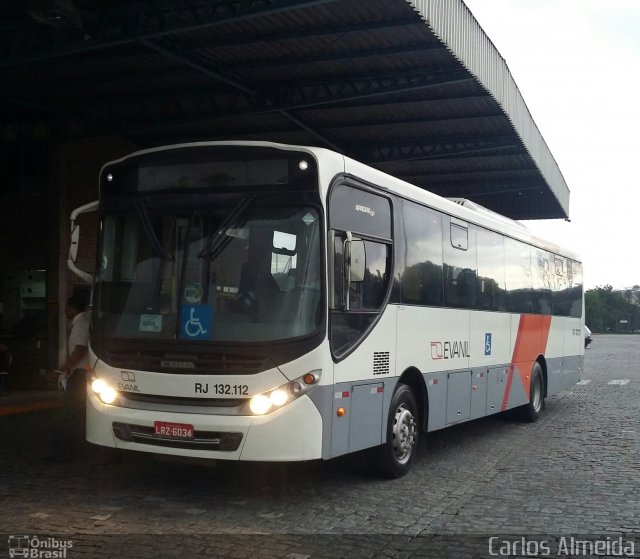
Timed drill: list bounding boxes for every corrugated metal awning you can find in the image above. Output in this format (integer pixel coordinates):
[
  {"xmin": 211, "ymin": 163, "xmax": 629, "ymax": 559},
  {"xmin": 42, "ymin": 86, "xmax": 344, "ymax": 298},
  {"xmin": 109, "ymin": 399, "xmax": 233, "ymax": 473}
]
[{"xmin": 0, "ymin": 0, "xmax": 569, "ymax": 219}]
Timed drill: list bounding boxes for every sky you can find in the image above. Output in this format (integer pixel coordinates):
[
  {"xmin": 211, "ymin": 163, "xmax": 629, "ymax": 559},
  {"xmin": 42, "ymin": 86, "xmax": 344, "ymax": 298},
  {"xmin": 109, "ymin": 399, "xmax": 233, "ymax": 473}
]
[{"xmin": 461, "ymin": 0, "xmax": 640, "ymax": 289}]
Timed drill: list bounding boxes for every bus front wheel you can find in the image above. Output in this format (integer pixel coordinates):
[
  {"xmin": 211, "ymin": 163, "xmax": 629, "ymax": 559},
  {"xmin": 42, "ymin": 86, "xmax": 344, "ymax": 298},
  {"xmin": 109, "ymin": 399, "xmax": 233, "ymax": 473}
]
[{"xmin": 372, "ymin": 383, "xmax": 418, "ymax": 478}]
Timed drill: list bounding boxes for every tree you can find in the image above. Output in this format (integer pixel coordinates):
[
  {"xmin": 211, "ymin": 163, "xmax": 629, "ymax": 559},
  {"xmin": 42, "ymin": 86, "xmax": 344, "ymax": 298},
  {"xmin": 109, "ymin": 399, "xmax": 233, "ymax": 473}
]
[{"xmin": 585, "ymin": 285, "xmax": 638, "ymax": 333}]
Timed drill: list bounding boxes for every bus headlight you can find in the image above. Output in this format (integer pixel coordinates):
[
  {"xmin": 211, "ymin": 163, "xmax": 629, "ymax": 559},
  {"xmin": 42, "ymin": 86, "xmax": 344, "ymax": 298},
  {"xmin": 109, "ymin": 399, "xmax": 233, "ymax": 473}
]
[
  {"xmin": 249, "ymin": 370, "xmax": 321, "ymax": 416},
  {"xmin": 91, "ymin": 378, "xmax": 118, "ymax": 405},
  {"xmin": 249, "ymin": 394, "xmax": 272, "ymax": 415}
]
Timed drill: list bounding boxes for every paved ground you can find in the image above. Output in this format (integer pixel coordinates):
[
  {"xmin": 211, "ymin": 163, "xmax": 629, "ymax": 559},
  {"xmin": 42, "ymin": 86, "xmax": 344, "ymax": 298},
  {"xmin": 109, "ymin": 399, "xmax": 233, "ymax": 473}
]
[
  {"xmin": 0, "ymin": 389, "xmax": 62, "ymax": 416},
  {"xmin": 0, "ymin": 335, "xmax": 638, "ymax": 558}
]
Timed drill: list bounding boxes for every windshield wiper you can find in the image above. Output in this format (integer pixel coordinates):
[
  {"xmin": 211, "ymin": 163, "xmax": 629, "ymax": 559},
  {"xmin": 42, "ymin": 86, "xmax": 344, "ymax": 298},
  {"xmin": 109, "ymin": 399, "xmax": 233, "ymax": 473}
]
[
  {"xmin": 135, "ymin": 199, "xmax": 166, "ymax": 259},
  {"xmin": 134, "ymin": 200, "xmax": 169, "ymax": 313},
  {"xmin": 197, "ymin": 194, "xmax": 256, "ymax": 262}
]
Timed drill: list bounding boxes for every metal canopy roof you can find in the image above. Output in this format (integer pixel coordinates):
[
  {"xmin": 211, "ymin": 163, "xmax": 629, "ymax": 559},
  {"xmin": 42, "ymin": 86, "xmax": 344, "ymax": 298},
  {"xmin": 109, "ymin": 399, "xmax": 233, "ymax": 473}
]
[{"xmin": 0, "ymin": 0, "xmax": 569, "ymax": 219}]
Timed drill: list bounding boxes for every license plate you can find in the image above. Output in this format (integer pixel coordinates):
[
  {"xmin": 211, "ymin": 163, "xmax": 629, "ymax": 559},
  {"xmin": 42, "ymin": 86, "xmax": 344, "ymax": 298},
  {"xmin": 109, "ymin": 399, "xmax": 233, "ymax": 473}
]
[{"xmin": 154, "ymin": 421, "xmax": 194, "ymax": 439}]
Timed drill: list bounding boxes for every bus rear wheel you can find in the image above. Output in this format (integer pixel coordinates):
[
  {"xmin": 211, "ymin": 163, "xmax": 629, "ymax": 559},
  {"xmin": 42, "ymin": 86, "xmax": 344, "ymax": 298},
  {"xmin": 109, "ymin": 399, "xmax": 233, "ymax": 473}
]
[
  {"xmin": 372, "ymin": 383, "xmax": 418, "ymax": 478},
  {"xmin": 516, "ymin": 362, "xmax": 545, "ymax": 422}
]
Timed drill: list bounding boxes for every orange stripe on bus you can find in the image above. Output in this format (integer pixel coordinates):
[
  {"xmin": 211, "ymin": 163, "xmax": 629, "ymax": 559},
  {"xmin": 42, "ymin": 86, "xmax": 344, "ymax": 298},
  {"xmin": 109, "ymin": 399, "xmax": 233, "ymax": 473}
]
[{"xmin": 502, "ymin": 314, "xmax": 552, "ymax": 410}]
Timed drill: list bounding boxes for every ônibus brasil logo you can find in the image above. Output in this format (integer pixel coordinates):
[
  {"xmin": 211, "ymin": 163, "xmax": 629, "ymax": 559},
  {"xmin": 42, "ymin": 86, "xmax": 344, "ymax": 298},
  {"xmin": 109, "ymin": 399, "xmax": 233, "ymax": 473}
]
[{"xmin": 8, "ymin": 535, "xmax": 73, "ymax": 558}]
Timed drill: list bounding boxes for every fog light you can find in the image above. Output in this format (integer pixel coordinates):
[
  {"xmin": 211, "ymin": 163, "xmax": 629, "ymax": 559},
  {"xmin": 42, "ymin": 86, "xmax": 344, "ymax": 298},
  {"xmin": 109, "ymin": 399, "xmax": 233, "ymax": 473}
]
[{"xmin": 249, "ymin": 394, "xmax": 272, "ymax": 415}]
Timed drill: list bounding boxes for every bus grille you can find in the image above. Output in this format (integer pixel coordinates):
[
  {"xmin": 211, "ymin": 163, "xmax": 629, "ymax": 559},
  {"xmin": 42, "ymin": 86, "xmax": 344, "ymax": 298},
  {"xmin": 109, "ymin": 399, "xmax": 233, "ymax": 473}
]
[
  {"xmin": 102, "ymin": 348, "xmax": 269, "ymax": 375},
  {"xmin": 121, "ymin": 392, "xmax": 245, "ymax": 408},
  {"xmin": 112, "ymin": 422, "xmax": 242, "ymax": 451}
]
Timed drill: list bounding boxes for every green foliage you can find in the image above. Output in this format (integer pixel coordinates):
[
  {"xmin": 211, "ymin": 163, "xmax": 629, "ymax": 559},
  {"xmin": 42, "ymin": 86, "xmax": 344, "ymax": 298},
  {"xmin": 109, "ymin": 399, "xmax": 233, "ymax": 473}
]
[{"xmin": 585, "ymin": 285, "xmax": 640, "ymax": 333}]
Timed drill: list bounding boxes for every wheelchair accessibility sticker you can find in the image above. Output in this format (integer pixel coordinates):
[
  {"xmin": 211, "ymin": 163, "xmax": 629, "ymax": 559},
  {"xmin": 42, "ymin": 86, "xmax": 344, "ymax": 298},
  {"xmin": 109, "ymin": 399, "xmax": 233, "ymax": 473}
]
[
  {"xmin": 180, "ymin": 304, "xmax": 213, "ymax": 340},
  {"xmin": 484, "ymin": 333, "xmax": 492, "ymax": 356}
]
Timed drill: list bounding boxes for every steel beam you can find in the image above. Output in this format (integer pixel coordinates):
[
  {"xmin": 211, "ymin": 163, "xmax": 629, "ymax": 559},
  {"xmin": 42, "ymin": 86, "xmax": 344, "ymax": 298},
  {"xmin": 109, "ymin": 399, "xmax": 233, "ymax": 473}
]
[
  {"xmin": 178, "ymin": 17, "xmax": 422, "ymax": 50},
  {"xmin": 138, "ymin": 36, "xmax": 342, "ymax": 151},
  {"xmin": 0, "ymin": 0, "xmax": 340, "ymax": 69},
  {"xmin": 354, "ymin": 136, "xmax": 522, "ymax": 163},
  {"xmin": 230, "ymin": 42, "xmax": 445, "ymax": 72},
  {"xmin": 77, "ymin": 66, "xmax": 473, "ymax": 137}
]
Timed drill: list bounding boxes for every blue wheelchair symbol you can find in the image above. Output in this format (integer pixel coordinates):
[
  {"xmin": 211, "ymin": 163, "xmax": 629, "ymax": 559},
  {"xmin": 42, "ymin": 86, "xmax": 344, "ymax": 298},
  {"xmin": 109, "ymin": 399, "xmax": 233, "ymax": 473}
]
[
  {"xmin": 484, "ymin": 333, "xmax": 492, "ymax": 355},
  {"xmin": 180, "ymin": 305, "xmax": 213, "ymax": 340}
]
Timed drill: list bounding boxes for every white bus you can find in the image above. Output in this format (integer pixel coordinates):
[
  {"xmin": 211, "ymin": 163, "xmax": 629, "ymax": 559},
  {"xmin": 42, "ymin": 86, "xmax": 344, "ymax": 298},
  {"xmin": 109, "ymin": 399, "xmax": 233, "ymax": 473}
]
[{"xmin": 69, "ymin": 141, "xmax": 584, "ymax": 477}]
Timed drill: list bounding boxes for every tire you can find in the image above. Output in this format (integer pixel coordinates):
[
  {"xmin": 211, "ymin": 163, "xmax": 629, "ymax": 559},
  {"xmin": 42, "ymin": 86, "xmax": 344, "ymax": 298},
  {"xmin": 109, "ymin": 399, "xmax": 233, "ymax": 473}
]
[
  {"xmin": 371, "ymin": 383, "xmax": 419, "ymax": 478},
  {"xmin": 516, "ymin": 362, "xmax": 545, "ymax": 422}
]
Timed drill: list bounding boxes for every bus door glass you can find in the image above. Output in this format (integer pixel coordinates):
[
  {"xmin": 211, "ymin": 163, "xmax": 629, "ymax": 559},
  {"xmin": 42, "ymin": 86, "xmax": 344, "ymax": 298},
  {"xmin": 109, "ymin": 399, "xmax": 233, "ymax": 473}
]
[{"xmin": 328, "ymin": 183, "xmax": 392, "ymax": 357}]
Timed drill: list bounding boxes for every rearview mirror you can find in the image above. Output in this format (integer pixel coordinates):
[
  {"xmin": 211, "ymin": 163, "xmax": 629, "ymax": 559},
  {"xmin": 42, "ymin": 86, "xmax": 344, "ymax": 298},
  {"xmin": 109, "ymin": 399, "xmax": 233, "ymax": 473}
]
[
  {"xmin": 344, "ymin": 232, "xmax": 366, "ymax": 311},
  {"xmin": 69, "ymin": 224, "xmax": 80, "ymax": 263},
  {"xmin": 349, "ymin": 239, "xmax": 365, "ymax": 282}
]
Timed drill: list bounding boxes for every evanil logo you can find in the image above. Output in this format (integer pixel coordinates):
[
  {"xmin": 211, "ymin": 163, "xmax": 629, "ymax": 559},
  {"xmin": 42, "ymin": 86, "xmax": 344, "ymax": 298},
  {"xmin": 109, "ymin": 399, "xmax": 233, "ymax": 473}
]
[
  {"xmin": 355, "ymin": 204, "xmax": 375, "ymax": 217},
  {"xmin": 430, "ymin": 340, "xmax": 470, "ymax": 360}
]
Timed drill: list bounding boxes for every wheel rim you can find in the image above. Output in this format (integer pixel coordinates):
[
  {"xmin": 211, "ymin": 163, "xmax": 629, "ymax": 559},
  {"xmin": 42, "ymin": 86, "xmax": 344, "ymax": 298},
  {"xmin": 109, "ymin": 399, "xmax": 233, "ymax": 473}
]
[
  {"xmin": 531, "ymin": 373, "xmax": 542, "ymax": 413},
  {"xmin": 392, "ymin": 403, "xmax": 416, "ymax": 464}
]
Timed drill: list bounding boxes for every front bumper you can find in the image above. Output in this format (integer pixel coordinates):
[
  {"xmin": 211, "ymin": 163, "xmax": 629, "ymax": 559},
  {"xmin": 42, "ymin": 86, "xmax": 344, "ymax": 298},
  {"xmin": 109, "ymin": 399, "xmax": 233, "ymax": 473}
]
[{"xmin": 86, "ymin": 390, "xmax": 323, "ymax": 461}]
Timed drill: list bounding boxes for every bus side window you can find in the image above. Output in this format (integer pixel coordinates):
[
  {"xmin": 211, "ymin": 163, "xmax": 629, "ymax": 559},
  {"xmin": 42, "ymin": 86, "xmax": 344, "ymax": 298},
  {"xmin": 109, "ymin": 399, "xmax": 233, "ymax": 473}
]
[
  {"xmin": 399, "ymin": 200, "xmax": 443, "ymax": 307},
  {"xmin": 443, "ymin": 219, "xmax": 477, "ymax": 309}
]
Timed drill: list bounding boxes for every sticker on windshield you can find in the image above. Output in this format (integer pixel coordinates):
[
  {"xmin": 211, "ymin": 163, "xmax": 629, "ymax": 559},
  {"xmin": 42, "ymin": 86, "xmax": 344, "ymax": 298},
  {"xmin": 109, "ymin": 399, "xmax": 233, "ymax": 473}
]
[
  {"xmin": 184, "ymin": 283, "xmax": 203, "ymax": 304},
  {"xmin": 180, "ymin": 304, "xmax": 213, "ymax": 340},
  {"xmin": 139, "ymin": 314, "xmax": 162, "ymax": 333}
]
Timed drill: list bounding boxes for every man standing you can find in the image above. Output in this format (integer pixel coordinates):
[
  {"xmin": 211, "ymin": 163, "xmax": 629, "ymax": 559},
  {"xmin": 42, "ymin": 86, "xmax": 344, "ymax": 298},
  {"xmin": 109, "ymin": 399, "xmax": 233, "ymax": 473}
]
[
  {"xmin": 52, "ymin": 295, "xmax": 91, "ymax": 461},
  {"xmin": 58, "ymin": 295, "xmax": 91, "ymax": 391}
]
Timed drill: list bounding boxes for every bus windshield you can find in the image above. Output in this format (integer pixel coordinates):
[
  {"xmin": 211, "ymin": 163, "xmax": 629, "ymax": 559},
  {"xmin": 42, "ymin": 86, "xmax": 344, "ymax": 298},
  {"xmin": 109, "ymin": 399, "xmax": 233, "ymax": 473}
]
[{"xmin": 94, "ymin": 197, "xmax": 322, "ymax": 344}]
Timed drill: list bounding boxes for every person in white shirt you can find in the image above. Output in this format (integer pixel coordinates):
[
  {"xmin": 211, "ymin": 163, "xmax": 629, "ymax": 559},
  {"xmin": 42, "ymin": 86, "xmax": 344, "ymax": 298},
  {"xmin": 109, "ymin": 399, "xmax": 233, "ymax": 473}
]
[
  {"xmin": 57, "ymin": 296, "xmax": 91, "ymax": 389},
  {"xmin": 52, "ymin": 295, "xmax": 91, "ymax": 461}
]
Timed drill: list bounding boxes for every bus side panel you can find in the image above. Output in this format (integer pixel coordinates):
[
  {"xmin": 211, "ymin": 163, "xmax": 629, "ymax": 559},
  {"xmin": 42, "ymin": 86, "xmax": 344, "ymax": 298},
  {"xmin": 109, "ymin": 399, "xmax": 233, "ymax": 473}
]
[
  {"xmin": 396, "ymin": 306, "xmax": 471, "ymax": 374},
  {"xmin": 504, "ymin": 313, "xmax": 552, "ymax": 411},
  {"xmin": 545, "ymin": 316, "xmax": 566, "ymax": 395},
  {"xmin": 330, "ymin": 306, "xmax": 398, "ymax": 456},
  {"xmin": 469, "ymin": 310, "xmax": 512, "ymax": 371},
  {"xmin": 563, "ymin": 316, "xmax": 583, "ymax": 390},
  {"xmin": 396, "ymin": 306, "xmax": 470, "ymax": 431}
]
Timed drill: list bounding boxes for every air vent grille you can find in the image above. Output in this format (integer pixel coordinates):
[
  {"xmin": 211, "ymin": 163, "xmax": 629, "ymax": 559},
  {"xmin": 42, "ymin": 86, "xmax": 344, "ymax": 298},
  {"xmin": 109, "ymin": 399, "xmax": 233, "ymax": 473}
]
[{"xmin": 373, "ymin": 352, "xmax": 390, "ymax": 375}]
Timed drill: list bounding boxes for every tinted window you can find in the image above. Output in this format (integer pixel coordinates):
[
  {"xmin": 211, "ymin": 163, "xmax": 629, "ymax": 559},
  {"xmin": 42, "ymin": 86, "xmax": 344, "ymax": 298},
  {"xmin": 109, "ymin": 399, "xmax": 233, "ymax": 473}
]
[
  {"xmin": 532, "ymin": 248, "xmax": 553, "ymax": 314},
  {"xmin": 505, "ymin": 238, "xmax": 532, "ymax": 313},
  {"xmin": 443, "ymin": 219, "xmax": 477, "ymax": 308},
  {"xmin": 400, "ymin": 201, "xmax": 443, "ymax": 306},
  {"xmin": 348, "ymin": 240, "xmax": 390, "ymax": 311},
  {"xmin": 328, "ymin": 184, "xmax": 393, "ymax": 359},
  {"xmin": 476, "ymin": 228, "xmax": 506, "ymax": 311},
  {"xmin": 568, "ymin": 260, "xmax": 583, "ymax": 318},
  {"xmin": 330, "ymin": 312, "xmax": 378, "ymax": 358},
  {"xmin": 553, "ymin": 256, "xmax": 571, "ymax": 316}
]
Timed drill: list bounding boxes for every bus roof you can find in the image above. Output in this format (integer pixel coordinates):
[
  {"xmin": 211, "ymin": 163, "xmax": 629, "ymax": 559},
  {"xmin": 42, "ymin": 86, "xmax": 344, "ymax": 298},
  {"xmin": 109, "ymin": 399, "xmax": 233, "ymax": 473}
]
[{"xmin": 101, "ymin": 140, "xmax": 581, "ymax": 262}]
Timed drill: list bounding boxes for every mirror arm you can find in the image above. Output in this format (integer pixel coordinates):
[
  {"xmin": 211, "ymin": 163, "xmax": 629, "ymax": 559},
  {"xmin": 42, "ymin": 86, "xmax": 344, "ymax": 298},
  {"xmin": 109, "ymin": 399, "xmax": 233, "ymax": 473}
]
[
  {"xmin": 327, "ymin": 230, "xmax": 336, "ymax": 309},
  {"xmin": 344, "ymin": 231, "xmax": 353, "ymax": 311}
]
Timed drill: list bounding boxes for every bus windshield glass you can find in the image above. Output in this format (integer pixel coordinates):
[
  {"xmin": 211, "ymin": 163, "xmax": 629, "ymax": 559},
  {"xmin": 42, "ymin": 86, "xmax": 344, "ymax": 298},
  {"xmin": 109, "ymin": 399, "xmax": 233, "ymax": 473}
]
[{"xmin": 94, "ymin": 197, "xmax": 322, "ymax": 344}]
